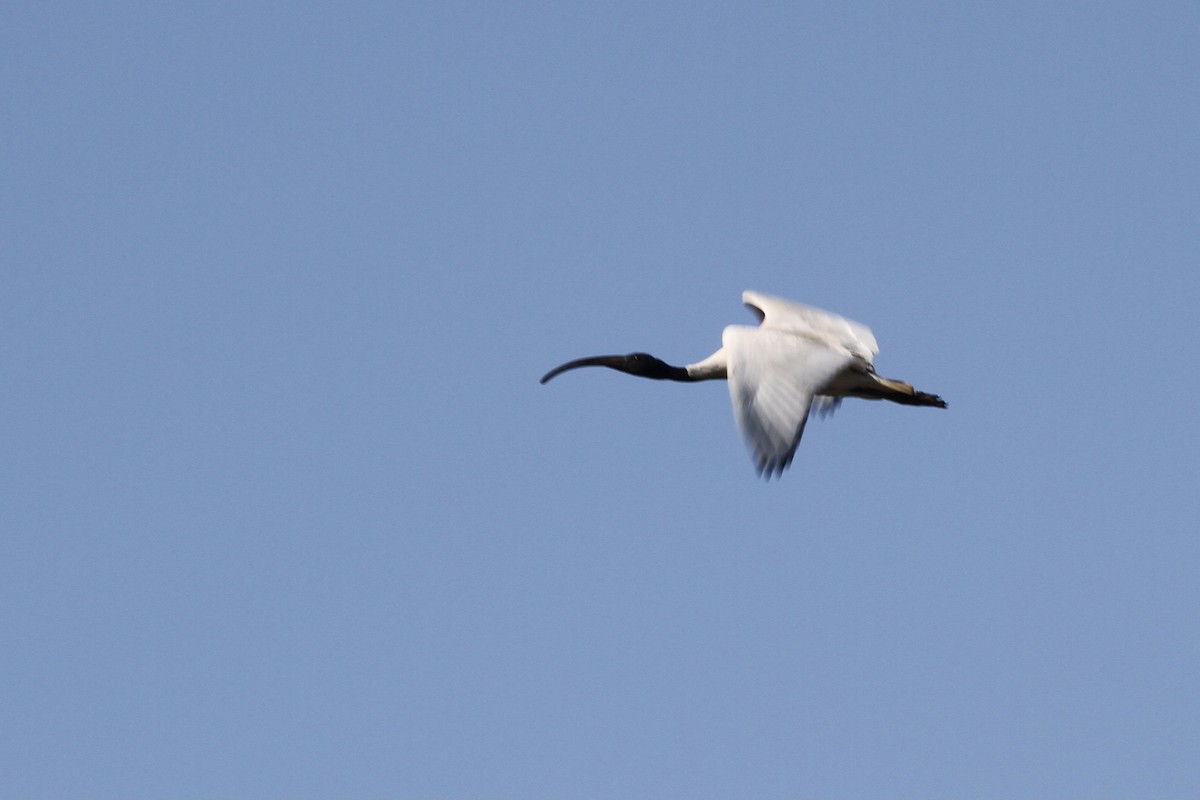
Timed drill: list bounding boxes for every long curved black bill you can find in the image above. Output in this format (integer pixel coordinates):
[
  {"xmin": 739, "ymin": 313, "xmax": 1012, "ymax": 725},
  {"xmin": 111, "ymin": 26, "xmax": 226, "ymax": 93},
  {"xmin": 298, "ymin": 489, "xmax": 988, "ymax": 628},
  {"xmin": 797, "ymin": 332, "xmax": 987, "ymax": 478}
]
[{"xmin": 540, "ymin": 355, "xmax": 626, "ymax": 384}]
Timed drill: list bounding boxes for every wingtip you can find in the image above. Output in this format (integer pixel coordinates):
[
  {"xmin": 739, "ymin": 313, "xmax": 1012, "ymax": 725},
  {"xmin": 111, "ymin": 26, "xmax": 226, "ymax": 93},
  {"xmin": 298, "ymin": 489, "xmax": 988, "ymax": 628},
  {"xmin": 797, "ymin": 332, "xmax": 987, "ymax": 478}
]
[{"xmin": 753, "ymin": 454, "xmax": 792, "ymax": 481}]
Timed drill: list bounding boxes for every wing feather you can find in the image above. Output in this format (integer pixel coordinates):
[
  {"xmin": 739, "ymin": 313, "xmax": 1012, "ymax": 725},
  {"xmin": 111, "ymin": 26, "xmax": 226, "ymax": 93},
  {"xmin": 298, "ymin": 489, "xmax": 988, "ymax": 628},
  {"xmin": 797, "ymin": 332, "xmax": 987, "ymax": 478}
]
[
  {"xmin": 742, "ymin": 290, "xmax": 878, "ymax": 366},
  {"xmin": 723, "ymin": 325, "xmax": 856, "ymax": 478}
]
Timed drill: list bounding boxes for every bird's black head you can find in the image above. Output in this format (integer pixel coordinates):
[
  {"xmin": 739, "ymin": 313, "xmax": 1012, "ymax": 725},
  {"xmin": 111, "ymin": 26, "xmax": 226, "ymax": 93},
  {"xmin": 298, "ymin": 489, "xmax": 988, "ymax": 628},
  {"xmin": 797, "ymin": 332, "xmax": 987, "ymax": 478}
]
[
  {"xmin": 540, "ymin": 352, "xmax": 688, "ymax": 383},
  {"xmin": 620, "ymin": 352, "xmax": 677, "ymax": 378}
]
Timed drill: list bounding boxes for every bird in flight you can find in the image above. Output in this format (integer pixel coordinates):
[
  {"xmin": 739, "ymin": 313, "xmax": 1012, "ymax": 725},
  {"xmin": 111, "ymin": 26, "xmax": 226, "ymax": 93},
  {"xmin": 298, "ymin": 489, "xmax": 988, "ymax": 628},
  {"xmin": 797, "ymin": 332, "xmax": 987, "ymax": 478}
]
[{"xmin": 541, "ymin": 290, "xmax": 946, "ymax": 478}]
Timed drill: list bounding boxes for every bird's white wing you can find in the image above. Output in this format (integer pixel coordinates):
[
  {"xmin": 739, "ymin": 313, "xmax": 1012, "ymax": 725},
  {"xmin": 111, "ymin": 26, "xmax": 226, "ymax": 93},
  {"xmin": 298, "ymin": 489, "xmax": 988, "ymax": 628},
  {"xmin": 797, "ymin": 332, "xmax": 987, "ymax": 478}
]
[
  {"xmin": 742, "ymin": 290, "xmax": 878, "ymax": 366},
  {"xmin": 723, "ymin": 324, "xmax": 856, "ymax": 478}
]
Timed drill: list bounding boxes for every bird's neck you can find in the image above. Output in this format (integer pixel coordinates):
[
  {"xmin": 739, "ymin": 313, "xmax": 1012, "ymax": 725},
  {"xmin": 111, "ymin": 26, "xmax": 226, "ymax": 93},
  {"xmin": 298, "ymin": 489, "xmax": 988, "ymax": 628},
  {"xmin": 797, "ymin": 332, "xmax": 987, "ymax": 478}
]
[
  {"xmin": 661, "ymin": 364, "xmax": 700, "ymax": 381},
  {"xmin": 682, "ymin": 348, "xmax": 728, "ymax": 381}
]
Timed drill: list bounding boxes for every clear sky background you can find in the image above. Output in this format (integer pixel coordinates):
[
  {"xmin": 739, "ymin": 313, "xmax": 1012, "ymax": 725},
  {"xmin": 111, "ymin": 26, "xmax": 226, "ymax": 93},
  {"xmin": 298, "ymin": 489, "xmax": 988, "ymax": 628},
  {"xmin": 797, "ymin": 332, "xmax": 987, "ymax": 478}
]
[{"xmin": 3, "ymin": 2, "xmax": 1197, "ymax": 798}]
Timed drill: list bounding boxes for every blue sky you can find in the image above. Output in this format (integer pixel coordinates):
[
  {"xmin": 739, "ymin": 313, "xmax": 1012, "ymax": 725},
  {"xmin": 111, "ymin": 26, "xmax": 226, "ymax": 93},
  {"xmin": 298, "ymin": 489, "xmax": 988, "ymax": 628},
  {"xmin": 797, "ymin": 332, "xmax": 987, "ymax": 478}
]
[{"xmin": 3, "ymin": 2, "xmax": 1197, "ymax": 797}]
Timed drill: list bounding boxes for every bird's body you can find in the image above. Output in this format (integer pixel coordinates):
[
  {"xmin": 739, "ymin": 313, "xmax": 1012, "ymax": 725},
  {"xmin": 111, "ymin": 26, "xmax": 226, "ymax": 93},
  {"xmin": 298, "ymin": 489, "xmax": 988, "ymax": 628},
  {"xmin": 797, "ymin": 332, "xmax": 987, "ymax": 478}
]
[{"xmin": 541, "ymin": 291, "xmax": 946, "ymax": 478}]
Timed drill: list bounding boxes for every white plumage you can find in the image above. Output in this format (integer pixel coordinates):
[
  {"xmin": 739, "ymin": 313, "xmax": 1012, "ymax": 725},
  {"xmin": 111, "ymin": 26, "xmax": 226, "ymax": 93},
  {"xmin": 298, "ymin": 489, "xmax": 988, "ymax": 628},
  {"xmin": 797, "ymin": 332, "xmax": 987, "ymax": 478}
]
[
  {"xmin": 541, "ymin": 290, "xmax": 945, "ymax": 479},
  {"xmin": 724, "ymin": 292, "xmax": 883, "ymax": 476}
]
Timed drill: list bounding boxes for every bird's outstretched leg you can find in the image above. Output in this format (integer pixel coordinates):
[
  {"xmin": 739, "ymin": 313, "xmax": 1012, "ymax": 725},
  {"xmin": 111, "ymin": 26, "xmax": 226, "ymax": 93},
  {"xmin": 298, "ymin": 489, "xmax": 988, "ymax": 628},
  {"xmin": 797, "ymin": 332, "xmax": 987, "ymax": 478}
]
[{"xmin": 870, "ymin": 376, "xmax": 947, "ymax": 408}]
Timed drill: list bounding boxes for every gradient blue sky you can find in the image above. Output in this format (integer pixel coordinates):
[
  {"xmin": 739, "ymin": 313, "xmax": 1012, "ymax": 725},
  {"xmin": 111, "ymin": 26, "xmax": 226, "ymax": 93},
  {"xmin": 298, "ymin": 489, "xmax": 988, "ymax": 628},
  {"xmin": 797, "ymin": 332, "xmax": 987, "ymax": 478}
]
[{"xmin": 4, "ymin": 2, "xmax": 1198, "ymax": 797}]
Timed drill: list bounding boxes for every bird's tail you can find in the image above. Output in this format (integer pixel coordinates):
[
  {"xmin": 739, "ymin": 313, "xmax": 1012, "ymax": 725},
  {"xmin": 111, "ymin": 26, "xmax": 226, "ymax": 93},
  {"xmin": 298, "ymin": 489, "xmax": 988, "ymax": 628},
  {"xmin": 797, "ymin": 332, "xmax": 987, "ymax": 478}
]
[{"xmin": 869, "ymin": 375, "xmax": 947, "ymax": 408}]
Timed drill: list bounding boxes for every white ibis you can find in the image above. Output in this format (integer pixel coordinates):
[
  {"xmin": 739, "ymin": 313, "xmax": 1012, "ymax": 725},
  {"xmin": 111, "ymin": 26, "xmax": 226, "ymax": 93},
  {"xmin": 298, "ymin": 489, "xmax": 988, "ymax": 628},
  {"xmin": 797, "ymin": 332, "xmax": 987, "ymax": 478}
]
[{"xmin": 541, "ymin": 290, "xmax": 946, "ymax": 478}]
